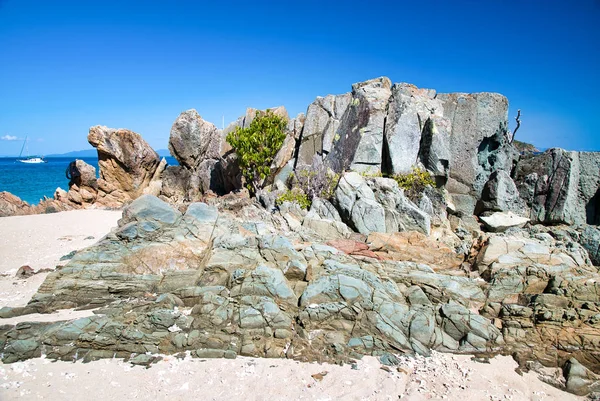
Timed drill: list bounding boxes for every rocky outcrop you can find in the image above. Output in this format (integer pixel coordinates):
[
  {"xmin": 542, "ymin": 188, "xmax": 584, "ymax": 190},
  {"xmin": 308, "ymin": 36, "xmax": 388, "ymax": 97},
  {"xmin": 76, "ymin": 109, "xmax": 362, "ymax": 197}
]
[
  {"xmin": 326, "ymin": 77, "xmax": 392, "ymax": 174},
  {"xmin": 514, "ymin": 149, "xmax": 600, "ymax": 225},
  {"xmin": 64, "ymin": 159, "xmax": 99, "ymax": 206},
  {"xmin": 384, "ymin": 84, "xmax": 451, "ymax": 183},
  {"xmin": 297, "ymin": 94, "xmax": 352, "ymax": 167},
  {"xmin": 88, "ymin": 125, "xmax": 165, "ymax": 208},
  {"xmin": 167, "ymin": 109, "xmax": 225, "ymax": 199},
  {"xmin": 2, "ymin": 195, "xmax": 600, "ymax": 394},
  {"xmin": 0, "ymin": 195, "xmax": 499, "ymax": 365}
]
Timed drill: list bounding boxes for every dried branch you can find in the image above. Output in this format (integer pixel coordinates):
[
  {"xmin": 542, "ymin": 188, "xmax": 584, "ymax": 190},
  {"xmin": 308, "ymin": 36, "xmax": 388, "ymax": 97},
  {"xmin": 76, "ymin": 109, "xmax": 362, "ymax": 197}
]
[{"xmin": 511, "ymin": 109, "xmax": 521, "ymax": 143}]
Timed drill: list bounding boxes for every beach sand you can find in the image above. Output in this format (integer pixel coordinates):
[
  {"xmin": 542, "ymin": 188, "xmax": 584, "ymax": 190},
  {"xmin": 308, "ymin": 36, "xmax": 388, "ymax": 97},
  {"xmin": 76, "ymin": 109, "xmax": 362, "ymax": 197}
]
[{"xmin": 0, "ymin": 210, "xmax": 582, "ymax": 400}]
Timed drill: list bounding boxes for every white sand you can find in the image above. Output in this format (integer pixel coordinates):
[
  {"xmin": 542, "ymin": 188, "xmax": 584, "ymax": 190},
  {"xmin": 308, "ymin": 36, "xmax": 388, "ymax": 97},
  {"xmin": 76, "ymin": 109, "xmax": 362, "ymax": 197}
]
[
  {"xmin": 0, "ymin": 209, "xmax": 121, "ymax": 307},
  {"xmin": 0, "ymin": 210, "xmax": 583, "ymax": 400}
]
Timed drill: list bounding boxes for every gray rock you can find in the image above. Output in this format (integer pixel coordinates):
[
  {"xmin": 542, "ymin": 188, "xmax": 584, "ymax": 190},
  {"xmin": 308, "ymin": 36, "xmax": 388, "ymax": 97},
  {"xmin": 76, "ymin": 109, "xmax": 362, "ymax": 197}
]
[
  {"xmin": 437, "ymin": 92, "xmax": 517, "ymax": 215},
  {"xmin": 384, "ymin": 83, "xmax": 451, "ymax": 181},
  {"xmin": 368, "ymin": 177, "xmax": 431, "ymax": 235},
  {"xmin": 326, "ymin": 77, "xmax": 392, "ymax": 174},
  {"xmin": 297, "ymin": 94, "xmax": 351, "ymax": 166},
  {"xmin": 120, "ymin": 195, "xmax": 181, "ymax": 227},
  {"xmin": 514, "ymin": 149, "xmax": 600, "ymax": 225},
  {"xmin": 168, "ymin": 109, "xmax": 222, "ymax": 170},
  {"xmin": 310, "ymin": 198, "xmax": 342, "ymax": 221},
  {"xmin": 333, "ymin": 172, "xmax": 385, "ymax": 234},
  {"xmin": 477, "ymin": 170, "xmax": 526, "ymax": 215},
  {"xmin": 480, "ymin": 212, "xmax": 529, "ymax": 232},
  {"xmin": 579, "ymin": 225, "xmax": 600, "ymax": 266},
  {"xmin": 564, "ymin": 357, "xmax": 600, "ymax": 396}
]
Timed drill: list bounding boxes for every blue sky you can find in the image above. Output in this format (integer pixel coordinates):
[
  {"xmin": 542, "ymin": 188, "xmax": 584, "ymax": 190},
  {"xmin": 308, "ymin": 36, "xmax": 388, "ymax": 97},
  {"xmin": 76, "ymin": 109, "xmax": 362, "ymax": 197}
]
[{"xmin": 0, "ymin": 0, "xmax": 599, "ymax": 155}]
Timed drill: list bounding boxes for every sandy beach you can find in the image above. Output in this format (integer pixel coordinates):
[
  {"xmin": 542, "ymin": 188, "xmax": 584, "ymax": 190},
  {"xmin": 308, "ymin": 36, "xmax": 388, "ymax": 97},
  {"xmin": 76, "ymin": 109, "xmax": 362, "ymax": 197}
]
[{"xmin": 0, "ymin": 210, "xmax": 583, "ymax": 400}]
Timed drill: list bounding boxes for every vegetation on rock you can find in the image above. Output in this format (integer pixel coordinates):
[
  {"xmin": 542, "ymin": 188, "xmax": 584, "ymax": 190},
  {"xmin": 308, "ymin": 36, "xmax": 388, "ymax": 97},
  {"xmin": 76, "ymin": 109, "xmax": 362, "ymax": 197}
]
[
  {"xmin": 226, "ymin": 110, "xmax": 287, "ymax": 194},
  {"xmin": 293, "ymin": 158, "xmax": 339, "ymax": 201},
  {"xmin": 392, "ymin": 167, "xmax": 435, "ymax": 201},
  {"xmin": 275, "ymin": 189, "xmax": 311, "ymax": 210}
]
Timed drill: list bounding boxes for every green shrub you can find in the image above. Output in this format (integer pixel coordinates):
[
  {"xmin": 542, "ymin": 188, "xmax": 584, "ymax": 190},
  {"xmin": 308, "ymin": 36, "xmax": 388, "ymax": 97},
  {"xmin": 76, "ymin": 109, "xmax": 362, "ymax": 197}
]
[
  {"xmin": 226, "ymin": 110, "xmax": 287, "ymax": 194},
  {"xmin": 275, "ymin": 189, "xmax": 311, "ymax": 210},
  {"xmin": 392, "ymin": 167, "xmax": 435, "ymax": 200}
]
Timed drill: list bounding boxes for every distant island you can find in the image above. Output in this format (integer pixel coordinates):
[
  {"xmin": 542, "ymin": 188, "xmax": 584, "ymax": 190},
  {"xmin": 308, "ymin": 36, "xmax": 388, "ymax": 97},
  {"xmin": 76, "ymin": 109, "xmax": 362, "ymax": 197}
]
[{"xmin": 45, "ymin": 148, "xmax": 172, "ymax": 158}]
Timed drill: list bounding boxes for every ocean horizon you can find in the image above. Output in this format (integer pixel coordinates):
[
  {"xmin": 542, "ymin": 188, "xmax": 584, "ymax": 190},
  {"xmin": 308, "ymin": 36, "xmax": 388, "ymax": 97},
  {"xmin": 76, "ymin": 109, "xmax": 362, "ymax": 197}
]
[{"xmin": 0, "ymin": 156, "xmax": 178, "ymax": 205}]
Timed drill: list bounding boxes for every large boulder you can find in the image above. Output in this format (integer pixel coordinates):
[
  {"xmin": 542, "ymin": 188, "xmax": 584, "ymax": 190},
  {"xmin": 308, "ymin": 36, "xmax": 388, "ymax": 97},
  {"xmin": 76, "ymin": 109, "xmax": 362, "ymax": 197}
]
[
  {"xmin": 477, "ymin": 170, "xmax": 526, "ymax": 216},
  {"xmin": 333, "ymin": 172, "xmax": 386, "ymax": 234},
  {"xmin": 326, "ymin": 77, "xmax": 392, "ymax": 174},
  {"xmin": 368, "ymin": 177, "xmax": 431, "ymax": 235},
  {"xmin": 332, "ymin": 173, "xmax": 431, "ymax": 235},
  {"xmin": 168, "ymin": 109, "xmax": 222, "ymax": 170},
  {"xmin": 88, "ymin": 125, "xmax": 163, "ymax": 207}
]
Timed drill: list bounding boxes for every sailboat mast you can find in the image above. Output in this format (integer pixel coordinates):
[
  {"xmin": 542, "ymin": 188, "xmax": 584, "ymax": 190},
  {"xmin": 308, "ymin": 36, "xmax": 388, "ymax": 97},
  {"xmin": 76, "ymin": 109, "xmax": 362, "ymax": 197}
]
[{"xmin": 18, "ymin": 136, "xmax": 27, "ymax": 158}]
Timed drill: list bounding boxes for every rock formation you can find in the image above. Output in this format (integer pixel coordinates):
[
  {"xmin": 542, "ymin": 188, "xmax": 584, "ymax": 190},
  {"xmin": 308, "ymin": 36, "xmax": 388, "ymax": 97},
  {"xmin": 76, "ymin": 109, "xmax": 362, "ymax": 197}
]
[
  {"xmin": 2, "ymin": 76, "xmax": 600, "ymax": 395},
  {"xmin": 1, "ymin": 195, "xmax": 600, "ymax": 395},
  {"xmin": 88, "ymin": 125, "xmax": 165, "ymax": 207}
]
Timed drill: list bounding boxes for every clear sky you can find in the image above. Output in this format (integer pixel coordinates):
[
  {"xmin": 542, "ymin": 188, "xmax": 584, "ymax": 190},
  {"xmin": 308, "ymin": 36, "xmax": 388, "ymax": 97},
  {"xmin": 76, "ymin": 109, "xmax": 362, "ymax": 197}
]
[{"xmin": 0, "ymin": 0, "xmax": 599, "ymax": 155}]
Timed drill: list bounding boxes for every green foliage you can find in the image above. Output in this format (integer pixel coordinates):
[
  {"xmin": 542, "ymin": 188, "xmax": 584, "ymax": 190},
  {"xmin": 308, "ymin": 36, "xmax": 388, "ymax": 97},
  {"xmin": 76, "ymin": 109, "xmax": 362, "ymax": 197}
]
[
  {"xmin": 275, "ymin": 189, "xmax": 311, "ymax": 210},
  {"xmin": 392, "ymin": 167, "xmax": 435, "ymax": 200},
  {"xmin": 226, "ymin": 110, "xmax": 287, "ymax": 194}
]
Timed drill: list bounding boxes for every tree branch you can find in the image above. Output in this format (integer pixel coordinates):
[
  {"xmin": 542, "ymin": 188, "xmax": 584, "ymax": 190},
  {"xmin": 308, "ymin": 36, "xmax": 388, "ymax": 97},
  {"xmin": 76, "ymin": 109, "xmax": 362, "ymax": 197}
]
[{"xmin": 511, "ymin": 109, "xmax": 521, "ymax": 143}]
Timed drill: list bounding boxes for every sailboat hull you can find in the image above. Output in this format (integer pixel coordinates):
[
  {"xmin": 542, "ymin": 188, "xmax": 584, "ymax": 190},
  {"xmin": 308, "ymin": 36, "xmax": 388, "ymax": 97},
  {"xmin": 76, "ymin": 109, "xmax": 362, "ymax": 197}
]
[{"xmin": 17, "ymin": 157, "xmax": 46, "ymax": 164}]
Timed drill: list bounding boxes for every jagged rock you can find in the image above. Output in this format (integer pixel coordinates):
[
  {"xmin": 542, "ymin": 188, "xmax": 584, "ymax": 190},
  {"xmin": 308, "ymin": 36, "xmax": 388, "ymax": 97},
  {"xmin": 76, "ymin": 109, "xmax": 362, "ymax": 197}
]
[
  {"xmin": 332, "ymin": 173, "xmax": 431, "ymax": 236},
  {"xmin": 480, "ymin": 212, "xmax": 529, "ymax": 232},
  {"xmin": 326, "ymin": 77, "xmax": 392, "ymax": 174},
  {"xmin": 297, "ymin": 94, "xmax": 352, "ymax": 166},
  {"xmin": 159, "ymin": 166, "xmax": 192, "ymax": 203},
  {"xmin": 438, "ymin": 92, "xmax": 518, "ymax": 215},
  {"xmin": 0, "ymin": 191, "xmax": 31, "ymax": 217},
  {"xmin": 310, "ymin": 198, "xmax": 342, "ymax": 221},
  {"xmin": 88, "ymin": 125, "xmax": 162, "ymax": 207},
  {"xmin": 166, "ymin": 110, "xmax": 232, "ymax": 197},
  {"xmin": 384, "ymin": 83, "xmax": 451, "ymax": 182},
  {"xmin": 368, "ymin": 177, "xmax": 431, "ymax": 235},
  {"xmin": 64, "ymin": 159, "xmax": 99, "ymax": 205},
  {"xmin": 514, "ymin": 149, "xmax": 600, "ymax": 225}
]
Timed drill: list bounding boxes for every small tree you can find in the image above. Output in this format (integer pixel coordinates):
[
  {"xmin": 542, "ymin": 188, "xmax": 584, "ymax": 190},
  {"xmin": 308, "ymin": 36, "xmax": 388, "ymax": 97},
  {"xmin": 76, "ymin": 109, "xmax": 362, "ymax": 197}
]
[{"xmin": 226, "ymin": 110, "xmax": 287, "ymax": 195}]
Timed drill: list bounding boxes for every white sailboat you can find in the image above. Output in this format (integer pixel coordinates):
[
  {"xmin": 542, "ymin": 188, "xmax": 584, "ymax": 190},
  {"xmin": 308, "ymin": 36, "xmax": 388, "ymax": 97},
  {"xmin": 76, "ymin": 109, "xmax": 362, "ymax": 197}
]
[{"xmin": 17, "ymin": 136, "xmax": 46, "ymax": 164}]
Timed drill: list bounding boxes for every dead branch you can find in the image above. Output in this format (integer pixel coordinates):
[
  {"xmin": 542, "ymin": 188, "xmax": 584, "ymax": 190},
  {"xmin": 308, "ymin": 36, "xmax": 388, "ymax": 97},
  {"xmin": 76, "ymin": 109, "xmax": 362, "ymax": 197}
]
[{"xmin": 511, "ymin": 109, "xmax": 521, "ymax": 143}]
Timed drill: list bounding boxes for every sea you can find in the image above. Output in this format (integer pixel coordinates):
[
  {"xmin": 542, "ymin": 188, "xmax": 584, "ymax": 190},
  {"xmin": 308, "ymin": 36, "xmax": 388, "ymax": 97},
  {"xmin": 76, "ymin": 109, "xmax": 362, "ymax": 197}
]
[{"xmin": 0, "ymin": 156, "xmax": 178, "ymax": 205}]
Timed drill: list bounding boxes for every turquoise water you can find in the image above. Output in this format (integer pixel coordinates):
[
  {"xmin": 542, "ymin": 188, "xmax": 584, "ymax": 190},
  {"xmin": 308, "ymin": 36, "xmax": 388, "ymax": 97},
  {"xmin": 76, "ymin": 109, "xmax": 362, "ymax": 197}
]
[{"xmin": 0, "ymin": 156, "xmax": 177, "ymax": 205}]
